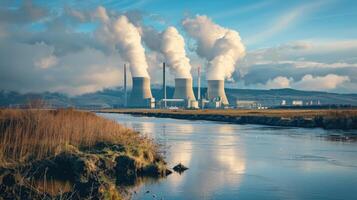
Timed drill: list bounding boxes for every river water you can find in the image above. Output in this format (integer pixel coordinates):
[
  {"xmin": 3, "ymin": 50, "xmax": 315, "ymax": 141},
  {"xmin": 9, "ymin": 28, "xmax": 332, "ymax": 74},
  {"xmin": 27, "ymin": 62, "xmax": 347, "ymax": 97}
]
[{"xmin": 99, "ymin": 113, "xmax": 357, "ymax": 200}]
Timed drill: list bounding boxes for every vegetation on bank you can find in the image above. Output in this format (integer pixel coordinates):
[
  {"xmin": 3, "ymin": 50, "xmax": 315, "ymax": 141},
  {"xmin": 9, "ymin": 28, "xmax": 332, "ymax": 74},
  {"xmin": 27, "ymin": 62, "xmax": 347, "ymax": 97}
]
[
  {"xmin": 0, "ymin": 109, "xmax": 170, "ymax": 199},
  {"xmin": 101, "ymin": 109, "xmax": 357, "ymax": 130},
  {"xmin": 103, "ymin": 109, "xmax": 357, "ymax": 118}
]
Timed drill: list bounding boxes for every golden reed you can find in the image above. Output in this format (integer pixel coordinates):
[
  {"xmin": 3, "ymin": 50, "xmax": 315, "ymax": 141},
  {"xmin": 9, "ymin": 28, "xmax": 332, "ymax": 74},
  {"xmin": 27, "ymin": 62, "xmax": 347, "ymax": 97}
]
[{"xmin": 0, "ymin": 109, "xmax": 157, "ymax": 167}]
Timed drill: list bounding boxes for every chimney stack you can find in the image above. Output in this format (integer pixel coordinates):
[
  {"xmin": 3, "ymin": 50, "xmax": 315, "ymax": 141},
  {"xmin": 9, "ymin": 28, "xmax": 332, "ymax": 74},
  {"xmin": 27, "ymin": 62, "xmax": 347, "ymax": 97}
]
[
  {"xmin": 163, "ymin": 62, "xmax": 167, "ymax": 108},
  {"xmin": 197, "ymin": 66, "xmax": 201, "ymax": 100},
  {"xmin": 124, "ymin": 64, "xmax": 127, "ymax": 107}
]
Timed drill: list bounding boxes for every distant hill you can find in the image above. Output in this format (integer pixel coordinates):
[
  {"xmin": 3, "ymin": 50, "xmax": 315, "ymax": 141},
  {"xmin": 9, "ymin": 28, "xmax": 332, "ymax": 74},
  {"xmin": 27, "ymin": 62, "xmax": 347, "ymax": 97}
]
[{"xmin": 1, "ymin": 87, "xmax": 357, "ymax": 108}]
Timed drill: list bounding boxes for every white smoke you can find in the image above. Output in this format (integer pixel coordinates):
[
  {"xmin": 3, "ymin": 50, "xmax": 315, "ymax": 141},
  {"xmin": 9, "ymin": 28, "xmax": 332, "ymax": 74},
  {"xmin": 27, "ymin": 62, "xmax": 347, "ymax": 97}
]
[
  {"xmin": 161, "ymin": 26, "xmax": 192, "ymax": 78},
  {"xmin": 95, "ymin": 7, "xmax": 150, "ymax": 77},
  {"xmin": 182, "ymin": 15, "xmax": 245, "ymax": 80}
]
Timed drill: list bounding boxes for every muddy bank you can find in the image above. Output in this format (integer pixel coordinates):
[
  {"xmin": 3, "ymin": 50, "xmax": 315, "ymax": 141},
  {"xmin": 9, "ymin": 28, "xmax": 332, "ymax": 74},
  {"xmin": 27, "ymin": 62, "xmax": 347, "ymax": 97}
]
[
  {"xmin": 102, "ymin": 110, "xmax": 357, "ymax": 130},
  {"xmin": 0, "ymin": 142, "xmax": 171, "ymax": 200}
]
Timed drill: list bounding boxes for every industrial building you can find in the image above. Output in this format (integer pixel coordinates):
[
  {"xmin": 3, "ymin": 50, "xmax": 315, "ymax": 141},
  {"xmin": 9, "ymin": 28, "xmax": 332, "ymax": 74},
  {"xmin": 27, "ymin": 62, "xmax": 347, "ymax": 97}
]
[
  {"xmin": 236, "ymin": 100, "xmax": 259, "ymax": 109},
  {"xmin": 128, "ymin": 77, "xmax": 155, "ymax": 108},
  {"xmin": 173, "ymin": 78, "xmax": 196, "ymax": 100},
  {"xmin": 207, "ymin": 80, "xmax": 229, "ymax": 106},
  {"xmin": 123, "ymin": 62, "xmax": 230, "ymax": 109}
]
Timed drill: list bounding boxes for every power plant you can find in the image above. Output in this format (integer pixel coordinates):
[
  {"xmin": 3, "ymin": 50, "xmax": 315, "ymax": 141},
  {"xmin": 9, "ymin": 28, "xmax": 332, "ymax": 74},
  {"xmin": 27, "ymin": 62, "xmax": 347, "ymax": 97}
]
[{"xmin": 125, "ymin": 62, "xmax": 230, "ymax": 109}]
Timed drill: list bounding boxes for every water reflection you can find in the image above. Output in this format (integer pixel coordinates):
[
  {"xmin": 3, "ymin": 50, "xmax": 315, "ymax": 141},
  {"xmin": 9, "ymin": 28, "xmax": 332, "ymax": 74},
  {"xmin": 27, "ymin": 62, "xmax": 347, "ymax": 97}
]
[
  {"xmin": 99, "ymin": 113, "xmax": 357, "ymax": 200},
  {"xmin": 191, "ymin": 125, "xmax": 246, "ymax": 197},
  {"xmin": 167, "ymin": 141, "xmax": 193, "ymax": 167}
]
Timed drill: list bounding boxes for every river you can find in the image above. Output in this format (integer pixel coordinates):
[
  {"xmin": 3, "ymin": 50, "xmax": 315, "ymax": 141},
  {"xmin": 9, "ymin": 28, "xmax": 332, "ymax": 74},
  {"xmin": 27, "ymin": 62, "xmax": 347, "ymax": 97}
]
[{"xmin": 99, "ymin": 113, "xmax": 357, "ymax": 200}]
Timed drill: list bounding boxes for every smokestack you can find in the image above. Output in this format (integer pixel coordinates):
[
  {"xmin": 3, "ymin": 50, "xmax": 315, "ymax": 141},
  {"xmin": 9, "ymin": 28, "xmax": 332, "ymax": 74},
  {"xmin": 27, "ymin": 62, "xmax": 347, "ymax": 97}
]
[
  {"xmin": 129, "ymin": 77, "xmax": 153, "ymax": 107},
  {"xmin": 207, "ymin": 80, "xmax": 229, "ymax": 105},
  {"xmin": 124, "ymin": 64, "xmax": 127, "ymax": 107},
  {"xmin": 173, "ymin": 78, "xmax": 196, "ymax": 100},
  {"xmin": 163, "ymin": 62, "xmax": 167, "ymax": 108},
  {"xmin": 197, "ymin": 66, "xmax": 201, "ymax": 100}
]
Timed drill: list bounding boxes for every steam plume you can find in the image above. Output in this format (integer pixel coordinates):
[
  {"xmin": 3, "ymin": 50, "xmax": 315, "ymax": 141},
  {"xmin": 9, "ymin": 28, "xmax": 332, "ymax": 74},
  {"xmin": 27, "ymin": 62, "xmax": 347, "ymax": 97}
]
[
  {"xmin": 182, "ymin": 15, "xmax": 245, "ymax": 80},
  {"xmin": 161, "ymin": 26, "xmax": 192, "ymax": 78},
  {"xmin": 95, "ymin": 7, "xmax": 149, "ymax": 77}
]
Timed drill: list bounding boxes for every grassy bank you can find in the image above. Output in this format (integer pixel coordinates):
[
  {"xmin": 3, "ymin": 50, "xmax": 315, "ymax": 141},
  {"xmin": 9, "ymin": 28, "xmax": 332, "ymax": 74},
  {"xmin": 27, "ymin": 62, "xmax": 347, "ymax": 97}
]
[
  {"xmin": 0, "ymin": 109, "xmax": 169, "ymax": 199},
  {"xmin": 101, "ymin": 109, "xmax": 357, "ymax": 118},
  {"xmin": 100, "ymin": 109, "xmax": 357, "ymax": 129}
]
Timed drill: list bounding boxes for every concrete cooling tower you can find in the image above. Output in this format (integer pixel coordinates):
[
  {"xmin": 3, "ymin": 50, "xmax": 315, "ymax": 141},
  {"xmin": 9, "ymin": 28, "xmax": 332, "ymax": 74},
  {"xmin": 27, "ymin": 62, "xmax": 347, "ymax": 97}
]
[
  {"xmin": 173, "ymin": 78, "xmax": 196, "ymax": 100},
  {"xmin": 129, "ymin": 77, "xmax": 153, "ymax": 107},
  {"xmin": 207, "ymin": 80, "xmax": 229, "ymax": 105}
]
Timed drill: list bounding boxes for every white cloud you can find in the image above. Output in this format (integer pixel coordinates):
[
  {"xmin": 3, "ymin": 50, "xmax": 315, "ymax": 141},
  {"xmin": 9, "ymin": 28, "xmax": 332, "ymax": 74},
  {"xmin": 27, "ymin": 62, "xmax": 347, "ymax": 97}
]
[
  {"xmin": 293, "ymin": 74, "xmax": 350, "ymax": 90},
  {"xmin": 265, "ymin": 76, "xmax": 292, "ymax": 88},
  {"xmin": 238, "ymin": 39, "xmax": 357, "ymax": 93},
  {"xmin": 0, "ymin": 40, "xmax": 124, "ymax": 95},
  {"xmin": 0, "ymin": 2, "xmax": 356, "ymax": 95},
  {"xmin": 256, "ymin": 74, "xmax": 350, "ymax": 91},
  {"xmin": 254, "ymin": 60, "xmax": 357, "ymax": 69}
]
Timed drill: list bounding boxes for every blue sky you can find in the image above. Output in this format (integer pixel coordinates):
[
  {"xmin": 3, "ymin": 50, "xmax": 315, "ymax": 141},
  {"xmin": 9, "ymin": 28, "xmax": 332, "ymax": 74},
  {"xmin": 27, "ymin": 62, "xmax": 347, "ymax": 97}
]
[
  {"xmin": 0, "ymin": 0, "xmax": 357, "ymax": 94},
  {"xmin": 29, "ymin": 0, "xmax": 357, "ymax": 49},
  {"xmin": 5, "ymin": 0, "xmax": 354, "ymax": 48}
]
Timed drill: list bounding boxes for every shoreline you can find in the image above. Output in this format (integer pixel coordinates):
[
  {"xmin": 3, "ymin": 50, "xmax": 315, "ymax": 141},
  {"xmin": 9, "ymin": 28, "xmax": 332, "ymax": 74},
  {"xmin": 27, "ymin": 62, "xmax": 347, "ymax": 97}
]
[{"xmin": 98, "ymin": 109, "xmax": 357, "ymax": 130}]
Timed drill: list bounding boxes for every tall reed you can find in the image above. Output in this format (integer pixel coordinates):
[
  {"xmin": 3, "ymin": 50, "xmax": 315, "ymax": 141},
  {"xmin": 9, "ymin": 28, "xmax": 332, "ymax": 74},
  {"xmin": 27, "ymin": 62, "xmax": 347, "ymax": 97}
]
[{"xmin": 0, "ymin": 109, "xmax": 157, "ymax": 167}]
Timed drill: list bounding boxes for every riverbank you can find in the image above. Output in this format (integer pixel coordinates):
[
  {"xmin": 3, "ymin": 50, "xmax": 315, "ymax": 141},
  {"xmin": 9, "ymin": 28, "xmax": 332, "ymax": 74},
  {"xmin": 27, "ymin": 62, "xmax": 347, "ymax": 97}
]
[
  {"xmin": 99, "ymin": 109, "xmax": 357, "ymax": 130},
  {"xmin": 0, "ymin": 109, "xmax": 170, "ymax": 199}
]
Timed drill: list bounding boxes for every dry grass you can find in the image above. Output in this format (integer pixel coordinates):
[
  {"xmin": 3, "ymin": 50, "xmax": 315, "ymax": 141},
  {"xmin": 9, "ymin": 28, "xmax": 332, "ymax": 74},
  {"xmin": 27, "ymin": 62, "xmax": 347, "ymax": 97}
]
[
  {"xmin": 0, "ymin": 108, "xmax": 157, "ymax": 167},
  {"xmin": 103, "ymin": 108, "xmax": 357, "ymax": 118}
]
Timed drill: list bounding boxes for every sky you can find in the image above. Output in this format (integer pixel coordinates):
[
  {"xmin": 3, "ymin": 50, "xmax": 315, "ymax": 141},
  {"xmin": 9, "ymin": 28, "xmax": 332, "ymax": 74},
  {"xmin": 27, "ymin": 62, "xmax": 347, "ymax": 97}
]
[{"xmin": 0, "ymin": 0, "xmax": 357, "ymax": 95}]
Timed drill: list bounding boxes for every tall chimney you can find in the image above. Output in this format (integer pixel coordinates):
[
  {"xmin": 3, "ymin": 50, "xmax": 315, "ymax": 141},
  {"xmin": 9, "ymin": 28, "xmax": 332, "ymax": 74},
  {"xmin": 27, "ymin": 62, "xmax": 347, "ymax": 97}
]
[
  {"xmin": 129, "ymin": 77, "xmax": 153, "ymax": 108},
  {"xmin": 124, "ymin": 64, "xmax": 127, "ymax": 107},
  {"xmin": 163, "ymin": 62, "xmax": 167, "ymax": 108},
  {"xmin": 197, "ymin": 66, "xmax": 201, "ymax": 100},
  {"xmin": 173, "ymin": 78, "xmax": 196, "ymax": 100},
  {"xmin": 207, "ymin": 80, "xmax": 229, "ymax": 105}
]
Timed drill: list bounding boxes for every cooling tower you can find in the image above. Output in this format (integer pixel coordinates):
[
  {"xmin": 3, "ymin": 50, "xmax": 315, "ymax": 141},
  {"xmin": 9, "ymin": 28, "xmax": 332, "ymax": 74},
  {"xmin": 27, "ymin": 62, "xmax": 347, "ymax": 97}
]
[
  {"xmin": 129, "ymin": 77, "xmax": 153, "ymax": 107},
  {"xmin": 173, "ymin": 78, "xmax": 196, "ymax": 100},
  {"xmin": 207, "ymin": 80, "xmax": 229, "ymax": 105}
]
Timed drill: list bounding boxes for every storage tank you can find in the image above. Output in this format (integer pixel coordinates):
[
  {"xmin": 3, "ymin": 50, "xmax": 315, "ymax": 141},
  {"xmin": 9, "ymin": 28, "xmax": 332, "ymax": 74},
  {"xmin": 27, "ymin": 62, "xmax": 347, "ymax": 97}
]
[
  {"xmin": 173, "ymin": 78, "xmax": 196, "ymax": 100},
  {"xmin": 207, "ymin": 80, "xmax": 229, "ymax": 106},
  {"xmin": 129, "ymin": 77, "xmax": 154, "ymax": 108}
]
